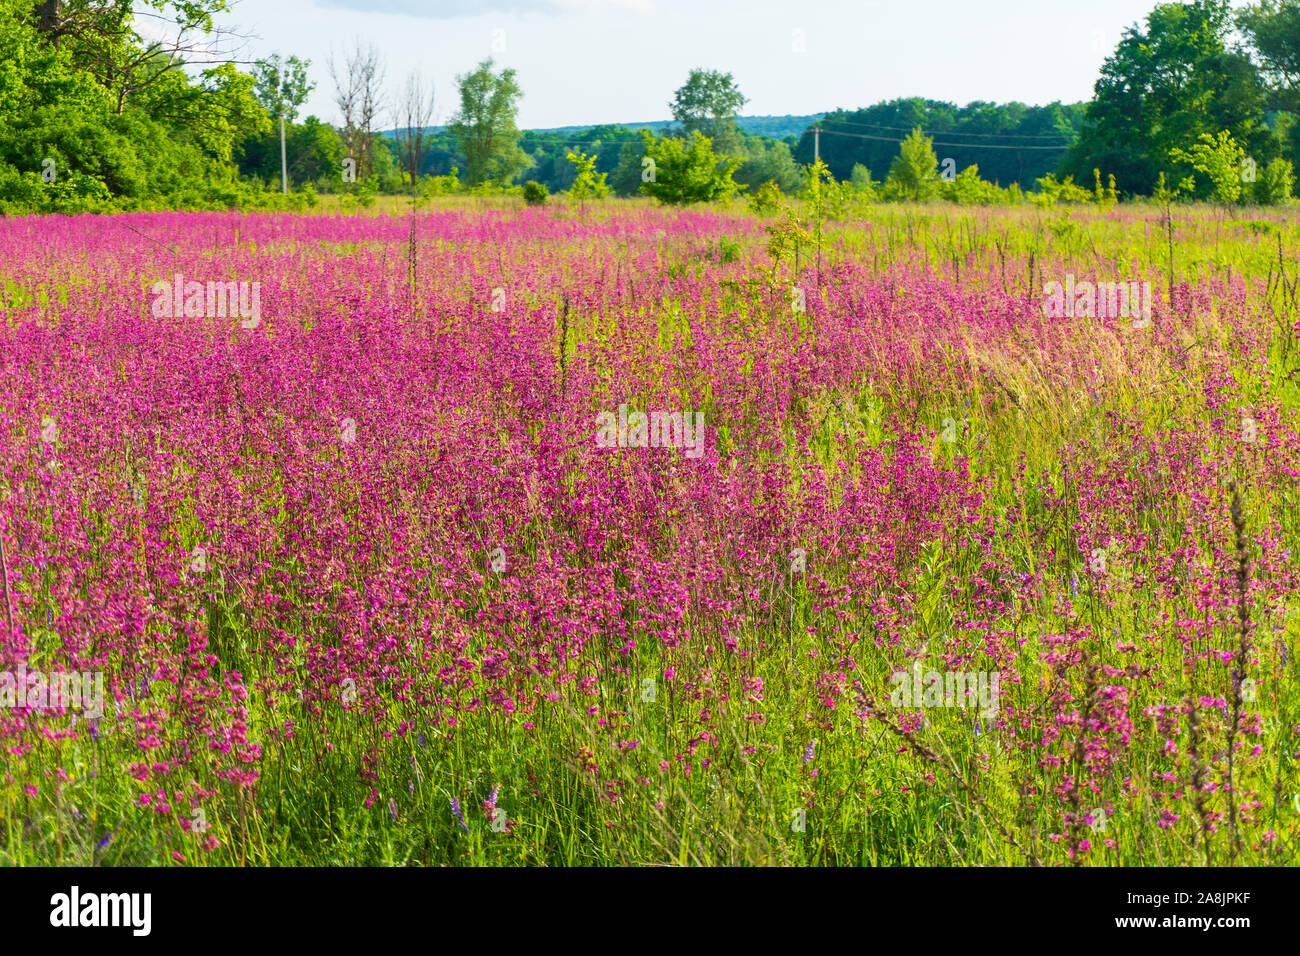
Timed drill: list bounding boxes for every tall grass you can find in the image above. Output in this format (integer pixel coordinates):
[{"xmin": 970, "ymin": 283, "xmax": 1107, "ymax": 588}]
[{"xmin": 0, "ymin": 201, "xmax": 1296, "ymax": 866}]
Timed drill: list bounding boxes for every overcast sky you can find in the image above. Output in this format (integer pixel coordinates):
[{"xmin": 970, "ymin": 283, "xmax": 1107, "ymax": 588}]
[{"xmin": 213, "ymin": 0, "xmax": 1254, "ymax": 129}]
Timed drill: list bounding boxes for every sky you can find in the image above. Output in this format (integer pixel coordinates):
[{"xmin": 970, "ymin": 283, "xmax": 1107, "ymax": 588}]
[{"xmin": 206, "ymin": 0, "xmax": 1255, "ymax": 130}]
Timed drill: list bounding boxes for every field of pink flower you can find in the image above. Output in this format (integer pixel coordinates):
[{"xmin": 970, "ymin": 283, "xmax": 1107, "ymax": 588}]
[{"xmin": 1, "ymin": 202, "xmax": 1297, "ymax": 865}]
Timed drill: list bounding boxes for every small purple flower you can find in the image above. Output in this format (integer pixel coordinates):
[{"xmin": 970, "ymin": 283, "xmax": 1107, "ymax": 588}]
[
  {"xmin": 95, "ymin": 833, "xmax": 113, "ymax": 852},
  {"xmin": 1069, "ymin": 573, "xmax": 1078, "ymax": 597},
  {"xmin": 450, "ymin": 797, "xmax": 468, "ymax": 833},
  {"xmin": 418, "ymin": 732, "xmax": 427, "ymax": 750},
  {"xmin": 488, "ymin": 783, "xmax": 500, "ymax": 805},
  {"xmin": 802, "ymin": 740, "xmax": 816, "ymax": 765},
  {"xmin": 389, "ymin": 798, "xmax": 398, "ymax": 822}
]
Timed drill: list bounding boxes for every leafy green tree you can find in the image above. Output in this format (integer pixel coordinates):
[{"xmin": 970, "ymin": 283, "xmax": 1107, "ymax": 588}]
[
  {"xmin": 0, "ymin": 0, "xmax": 274, "ymax": 211},
  {"xmin": 800, "ymin": 157, "xmax": 833, "ymax": 216},
  {"xmin": 639, "ymin": 130, "xmax": 743, "ymax": 205},
  {"xmin": 565, "ymin": 149, "xmax": 609, "ymax": 206},
  {"xmin": 135, "ymin": 61, "xmax": 268, "ymax": 163},
  {"xmin": 31, "ymin": 0, "xmax": 230, "ymax": 108},
  {"xmin": 747, "ymin": 179, "xmax": 784, "ymax": 215},
  {"xmin": 1031, "ymin": 173, "xmax": 1093, "ymax": 207},
  {"xmin": 1254, "ymin": 156, "xmax": 1295, "ymax": 203},
  {"xmin": 734, "ymin": 136, "xmax": 802, "ymax": 193},
  {"xmin": 1170, "ymin": 130, "xmax": 1248, "ymax": 203},
  {"xmin": 518, "ymin": 123, "xmax": 635, "ymax": 192},
  {"xmin": 885, "ymin": 127, "xmax": 940, "ymax": 200},
  {"xmin": 253, "ymin": 54, "xmax": 313, "ymax": 191},
  {"xmin": 448, "ymin": 58, "xmax": 530, "ymax": 186},
  {"xmin": 254, "ymin": 54, "xmax": 313, "ymax": 122},
  {"xmin": 849, "ymin": 163, "xmax": 876, "ymax": 196},
  {"xmin": 939, "ymin": 164, "xmax": 1001, "ymax": 205},
  {"xmin": 669, "ymin": 68, "xmax": 747, "ymax": 154},
  {"xmin": 801, "ymin": 98, "xmax": 1084, "ymax": 188},
  {"xmin": 1238, "ymin": 1, "xmax": 1300, "ymax": 113},
  {"xmin": 797, "ymin": 157, "xmax": 859, "ymax": 221},
  {"xmin": 238, "ymin": 116, "xmax": 347, "ymax": 189},
  {"xmin": 291, "ymin": 117, "xmax": 346, "ymax": 185},
  {"xmin": 609, "ymin": 134, "xmax": 674, "ymax": 196},
  {"xmin": 1064, "ymin": 0, "xmax": 1274, "ymax": 195},
  {"xmin": 611, "ymin": 139, "xmax": 647, "ymax": 196}
]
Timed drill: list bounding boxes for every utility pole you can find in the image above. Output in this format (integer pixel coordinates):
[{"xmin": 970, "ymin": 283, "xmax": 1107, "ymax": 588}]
[
  {"xmin": 280, "ymin": 111, "xmax": 288, "ymax": 194},
  {"xmin": 814, "ymin": 125, "xmax": 820, "ymax": 164}
]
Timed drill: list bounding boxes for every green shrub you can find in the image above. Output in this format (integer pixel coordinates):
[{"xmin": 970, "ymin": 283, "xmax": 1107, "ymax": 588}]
[
  {"xmin": 523, "ymin": 181, "xmax": 549, "ymax": 206},
  {"xmin": 1253, "ymin": 158, "xmax": 1294, "ymax": 205},
  {"xmin": 747, "ymin": 179, "xmax": 783, "ymax": 215}
]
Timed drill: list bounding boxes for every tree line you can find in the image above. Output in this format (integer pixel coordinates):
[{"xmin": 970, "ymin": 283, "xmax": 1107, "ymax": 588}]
[{"xmin": 4, "ymin": 0, "xmax": 1300, "ymax": 212}]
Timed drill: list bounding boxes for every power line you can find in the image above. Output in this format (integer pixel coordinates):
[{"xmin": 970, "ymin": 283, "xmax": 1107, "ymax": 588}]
[
  {"xmin": 815, "ymin": 127, "xmax": 1071, "ymax": 151},
  {"xmin": 818, "ymin": 117, "xmax": 1076, "ymax": 140},
  {"xmin": 515, "ymin": 128, "xmax": 1068, "ymax": 154}
]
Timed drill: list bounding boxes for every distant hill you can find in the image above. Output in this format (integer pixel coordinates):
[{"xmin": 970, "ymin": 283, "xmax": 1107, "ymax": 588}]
[{"xmin": 524, "ymin": 114, "xmax": 822, "ymax": 139}]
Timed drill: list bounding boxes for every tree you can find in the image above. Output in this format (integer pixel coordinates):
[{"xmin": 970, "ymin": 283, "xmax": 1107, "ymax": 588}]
[
  {"xmin": 639, "ymin": 130, "xmax": 743, "ymax": 205},
  {"xmin": 1169, "ymin": 130, "xmax": 1248, "ymax": 204},
  {"xmin": 254, "ymin": 54, "xmax": 312, "ymax": 123},
  {"xmin": 328, "ymin": 40, "xmax": 385, "ymax": 180},
  {"xmin": 611, "ymin": 137, "xmax": 653, "ymax": 196},
  {"xmin": 448, "ymin": 58, "xmax": 530, "ymax": 186},
  {"xmin": 237, "ymin": 115, "xmax": 345, "ymax": 189},
  {"xmin": 0, "ymin": 0, "xmax": 271, "ymax": 212},
  {"xmin": 734, "ymin": 135, "xmax": 802, "ymax": 193},
  {"xmin": 669, "ymin": 68, "xmax": 747, "ymax": 154},
  {"xmin": 32, "ymin": 0, "xmax": 251, "ymax": 116},
  {"xmin": 885, "ymin": 127, "xmax": 940, "ymax": 200},
  {"xmin": 565, "ymin": 150, "xmax": 608, "ymax": 207},
  {"xmin": 1063, "ymin": 0, "xmax": 1274, "ymax": 195},
  {"xmin": 254, "ymin": 54, "xmax": 314, "ymax": 192},
  {"xmin": 1254, "ymin": 156, "xmax": 1295, "ymax": 203},
  {"xmin": 801, "ymin": 99, "xmax": 1083, "ymax": 188},
  {"xmin": 748, "ymin": 179, "xmax": 784, "ymax": 215},
  {"xmin": 522, "ymin": 180, "xmax": 548, "ymax": 205},
  {"xmin": 849, "ymin": 163, "xmax": 876, "ymax": 198},
  {"xmin": 393, "ymin": 68, "xmax": 437, "ymax": 187},
  {"xmin": 1031, "ymin": 173, "xmax": 1093, "ymax": 207},
  {"xmin": 939, "ymin": 164, "xmax": 1002, "ymax": 205},
  {"xmin": 1239, "ymin": 1, "xmax": 1300, "ymax": 113}
]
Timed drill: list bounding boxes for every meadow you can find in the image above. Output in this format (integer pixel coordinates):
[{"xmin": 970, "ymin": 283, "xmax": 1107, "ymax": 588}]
[{"xmin": 1, "ymin": 199, "xmax": 1297, "ymax": 866}]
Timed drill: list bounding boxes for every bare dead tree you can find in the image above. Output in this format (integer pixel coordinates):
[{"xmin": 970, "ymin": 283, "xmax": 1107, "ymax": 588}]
[
  {"xmin": 329, "ymin": 40, "xmax": 386, "ymax": 180},
  {"xmin": 327, "ymin": 48, "xmax": 361, "ymax": 173},
  {"xmin": 356, "ymin": 44, "xmax": 386, "ymax": 180},
  {"xmin": 393, "ymin": 69, "xmax": 436, "ymax": 189}
]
